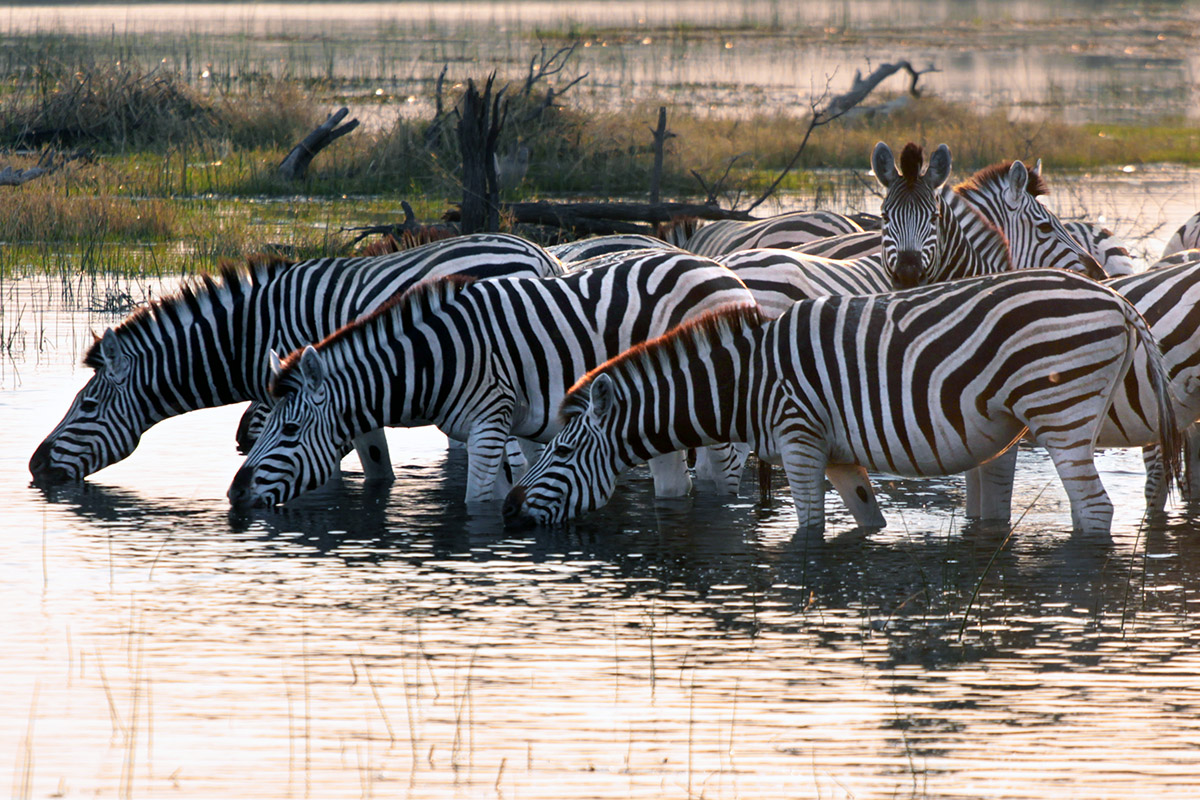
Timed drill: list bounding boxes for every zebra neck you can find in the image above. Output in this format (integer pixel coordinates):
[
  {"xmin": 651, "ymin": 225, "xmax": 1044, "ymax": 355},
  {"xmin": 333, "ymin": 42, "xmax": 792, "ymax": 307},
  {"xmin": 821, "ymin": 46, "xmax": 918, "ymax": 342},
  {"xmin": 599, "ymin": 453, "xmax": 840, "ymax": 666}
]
[
  {"xmin": 937, "ymin": 185, "xmax": 1012, "ymax": 280},
  {"xmin": 611, "ymin": 324, "xmax": 758, "ymax": 463}
]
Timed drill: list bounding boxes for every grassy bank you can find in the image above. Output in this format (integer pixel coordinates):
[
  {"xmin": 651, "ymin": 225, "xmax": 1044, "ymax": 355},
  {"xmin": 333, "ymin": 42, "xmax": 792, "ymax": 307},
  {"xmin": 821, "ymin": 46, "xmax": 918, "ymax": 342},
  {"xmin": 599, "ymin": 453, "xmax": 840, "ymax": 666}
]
[{"xmin": 1, "ymin": 50, "xmax": 1198, "ymax": 278}]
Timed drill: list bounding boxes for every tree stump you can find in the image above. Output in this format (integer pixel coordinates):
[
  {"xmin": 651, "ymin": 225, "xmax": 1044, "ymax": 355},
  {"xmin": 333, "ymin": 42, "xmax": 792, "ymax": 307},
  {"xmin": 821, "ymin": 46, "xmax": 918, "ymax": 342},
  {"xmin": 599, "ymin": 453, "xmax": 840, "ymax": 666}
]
[{"xmin": 457, "ymin": 76, "xmax": 505, "ymax": 234}]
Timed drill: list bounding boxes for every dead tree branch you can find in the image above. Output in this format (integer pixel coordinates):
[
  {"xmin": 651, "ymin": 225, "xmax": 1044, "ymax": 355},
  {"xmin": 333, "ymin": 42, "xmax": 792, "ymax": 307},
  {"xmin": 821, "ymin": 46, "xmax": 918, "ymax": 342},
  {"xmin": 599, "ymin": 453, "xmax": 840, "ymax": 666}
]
[
  {"xmin": 520, "ymin": 42, "xmax": 581, "ymax": 96},
  {"xmin": 648, "ymin": 106, "xmax": 676, "ymax": 205},
  {"xmin": 746, "ymin": 60, "xmax": 938, "ymax": 212},
  {"xmin": 457, "ymin": 75, "xmax": 507, "ymax": 233},
  {"xmin": 278, "ymin": 107, "xmax": 359, "ymax": 180}
]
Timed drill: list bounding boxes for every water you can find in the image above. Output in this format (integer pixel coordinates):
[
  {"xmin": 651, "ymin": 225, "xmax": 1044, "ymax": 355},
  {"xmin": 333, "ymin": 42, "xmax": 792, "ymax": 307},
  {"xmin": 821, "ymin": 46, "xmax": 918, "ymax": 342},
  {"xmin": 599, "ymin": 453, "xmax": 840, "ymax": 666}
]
[
  {"xmin": 4, "ymin": 1, "xmax": 1198, "ymax": 124},
  {"xmin": 6, "ymin": 179, "xmax": 1200, "ymax": 797}
]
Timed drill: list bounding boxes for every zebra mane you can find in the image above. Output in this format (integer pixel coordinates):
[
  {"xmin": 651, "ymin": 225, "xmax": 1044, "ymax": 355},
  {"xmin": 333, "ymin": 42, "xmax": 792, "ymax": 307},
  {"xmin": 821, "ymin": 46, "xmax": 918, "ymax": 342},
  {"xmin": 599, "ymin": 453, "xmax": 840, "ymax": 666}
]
[
  {"xmin": 898, "ymin": 142, "xmax": 925, "ymax": 183},
  {"xmin": 558, "ymin": 303, "xmax": 765, "ymax": 422},
  {"xmin": 955, "ymin": 160, "xmax": 1049, "ymax": 198},
  {"xmin": 271, "ymin": 273, "xmax": 478, "ymax": 396},
  {"xmin": 83, "ymin": 252, "xmax": 295, "ymax": 369}
]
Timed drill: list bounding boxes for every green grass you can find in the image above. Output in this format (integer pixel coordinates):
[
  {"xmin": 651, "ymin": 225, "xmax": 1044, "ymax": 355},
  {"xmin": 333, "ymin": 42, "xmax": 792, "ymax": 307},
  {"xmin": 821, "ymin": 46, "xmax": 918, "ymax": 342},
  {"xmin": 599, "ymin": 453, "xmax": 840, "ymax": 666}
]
[{"xmin": 2, "ymin": 36, "xmax": 1199, "ymax": 278}]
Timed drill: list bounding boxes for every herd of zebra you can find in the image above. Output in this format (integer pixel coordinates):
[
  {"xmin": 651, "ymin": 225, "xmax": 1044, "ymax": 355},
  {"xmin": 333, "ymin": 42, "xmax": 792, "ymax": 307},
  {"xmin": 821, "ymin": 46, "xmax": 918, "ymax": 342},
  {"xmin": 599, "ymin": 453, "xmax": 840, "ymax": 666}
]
[{"xmin": 28, "ymin": 141, "xmax": 1200, "ymax": 536}]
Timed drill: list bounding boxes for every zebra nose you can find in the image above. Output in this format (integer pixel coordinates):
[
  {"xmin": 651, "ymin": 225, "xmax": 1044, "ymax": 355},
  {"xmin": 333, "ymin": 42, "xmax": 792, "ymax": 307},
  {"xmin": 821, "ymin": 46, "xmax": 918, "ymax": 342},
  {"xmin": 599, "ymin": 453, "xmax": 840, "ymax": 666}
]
[
  {"xmin": 29, "ymin": 440, "xmax": 72, "ymax": 484},
  {"xmin": 228, "ymin": 464, "xmax": 257, "ymax": 510},
  {"xmin": 502, "ymin": 485, "xmax": 527, "ymax": 525},
  {"xmin": 892, "ymin": 251, "xmax": 924, "ymax": 288}
]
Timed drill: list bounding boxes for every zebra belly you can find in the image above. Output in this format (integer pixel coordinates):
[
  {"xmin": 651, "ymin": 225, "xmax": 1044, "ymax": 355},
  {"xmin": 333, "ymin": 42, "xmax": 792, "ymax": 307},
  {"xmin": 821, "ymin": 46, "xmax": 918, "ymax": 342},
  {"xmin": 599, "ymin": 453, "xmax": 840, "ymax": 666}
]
[{"xmin": 829, "ymin": 417, "xmax": 1026, "ymax": 478}]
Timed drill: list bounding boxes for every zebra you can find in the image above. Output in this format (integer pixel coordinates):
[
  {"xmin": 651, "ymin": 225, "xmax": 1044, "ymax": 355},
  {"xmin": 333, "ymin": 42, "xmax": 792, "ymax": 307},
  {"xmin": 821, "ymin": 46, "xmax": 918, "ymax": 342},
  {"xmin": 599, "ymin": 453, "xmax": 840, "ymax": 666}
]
[
  {"xmin": 28, "ymin": 233, "xmax": 565, "ymax": 484},
  {"xmin": 788, "ymin": 230, "xmax": 882, "ymax": 260},
  {"xmin": 1163, "ymin": 211, "xmax": 1200, "ymax": 260},
  {"xmin": 875, "ymin": 143, "xmax": 1200, "ymax": 516},
  {"xmin": 1150, "ymin": 249, "xmax": 1200, "ymax": 270},
  {"xmin": 1063, "ymin": 220, "xmax": 1137, "ymax": 276},
  {"xmin": 503, "ymin": 270, "xmax": 1181, "ymax": 535},
  {"xmin": 681, "ymin": 211, "xmax": 865, "ymax": 257},
  {"xmin": 548, "ymin": 234, "xmax": 678, "ymax": 263},
  {"xmin": 226, "ymin": 250, "xmax": 764, "ymax": 510},
  {"xmin": 873, "ymin": 142, "xmax": 1105, "ymax": 288}
]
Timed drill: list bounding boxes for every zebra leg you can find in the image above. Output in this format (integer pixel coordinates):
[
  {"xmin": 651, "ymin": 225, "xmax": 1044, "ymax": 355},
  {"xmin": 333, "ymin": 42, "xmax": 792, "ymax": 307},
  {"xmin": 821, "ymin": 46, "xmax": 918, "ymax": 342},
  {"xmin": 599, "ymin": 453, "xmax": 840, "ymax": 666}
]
[
  {"xmin": 447, "ymin": 437, "xmax": 467, "ymax": 452},
  {"xmin": 693, "ymin": 442, "xmax": 750, "ymax": 495},
  {"xmin": 464, "ymin": 423, "xmax": 514, "ymax": 503},
  {"xmin": 972, "ymin": 446, "xmax": 1019, "ymax": 521},
  {"xmin": 1043, "ymin": 444, "xmax": 1113, "ymax": 534},
  {"xmin": 777, "ymin": 439, "xmax": 827, "ymax": 533},
  {"xmin": 825, "ymin": 465, "xmax": 885, "ymax": 528},
  {"xmin": 648, "ymin": 450, "xmax": 693, "ymax": 498},
  {"xmin": 1187, "ymin": 424, "xmax": 1200, "ymax": 501},
  {"xmin": 352, "ymin": 428, "xmax": 394, "ymax": 481},
  {"xmin": 1143, "ymin": 444, "xmax": 1167, "ymax": 513}
]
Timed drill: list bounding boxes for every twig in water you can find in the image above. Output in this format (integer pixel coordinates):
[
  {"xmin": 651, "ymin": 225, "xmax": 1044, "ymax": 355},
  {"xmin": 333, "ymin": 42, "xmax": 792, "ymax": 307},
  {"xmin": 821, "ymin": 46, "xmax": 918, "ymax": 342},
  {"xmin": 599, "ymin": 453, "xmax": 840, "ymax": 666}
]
[
  {"xmin": 957, "ymin": 479, "xmax": 1054, "ymax": 641},
  {"xmin": 1120, "ymin": 507, "xmax": 1155, "ymax": 635}
]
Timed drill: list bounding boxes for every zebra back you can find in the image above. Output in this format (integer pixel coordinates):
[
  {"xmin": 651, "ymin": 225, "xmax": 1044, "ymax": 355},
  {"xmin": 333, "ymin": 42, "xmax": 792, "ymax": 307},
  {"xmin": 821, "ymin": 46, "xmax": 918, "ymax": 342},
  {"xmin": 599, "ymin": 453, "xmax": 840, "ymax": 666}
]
[
  {"xmin": 549, "ymin": 234, "xmax": 675, "ymax": 263},
  {"xmin": 789, "ymin": 230, "xmax": 882, "ymax": 260},
  {"xmin": 719, "ymin": 249, "xmax": 889, "ymax": 317},
  {"xmin": 1164, "ymin": 211, "xmax": 1200, "ymax": 259},
  {"xmin": 684, "ymin": 211, "xmax": 864, "ymax": 257}
]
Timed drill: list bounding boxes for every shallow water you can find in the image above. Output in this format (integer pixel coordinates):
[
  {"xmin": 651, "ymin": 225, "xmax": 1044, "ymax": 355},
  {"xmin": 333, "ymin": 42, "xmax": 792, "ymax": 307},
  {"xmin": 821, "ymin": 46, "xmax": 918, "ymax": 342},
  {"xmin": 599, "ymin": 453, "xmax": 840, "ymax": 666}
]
[
  {"xmin": 6, "ymin": 205, "xmax": 1200, "ymax": 798},
  {"xmin": 5, "ymin": 1, "xmax": 1198, "ymax": 124}
]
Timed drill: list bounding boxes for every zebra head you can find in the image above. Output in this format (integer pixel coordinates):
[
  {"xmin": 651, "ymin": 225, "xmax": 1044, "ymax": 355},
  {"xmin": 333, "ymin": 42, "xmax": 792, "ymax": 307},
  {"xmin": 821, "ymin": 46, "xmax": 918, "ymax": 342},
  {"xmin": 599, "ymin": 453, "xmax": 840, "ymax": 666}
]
[
  {"xmin": 228, "ymin": 347, "xmax": 351, "ymax": 511},
  {"xmin": 29, "ymin": 328, "xmax": 151, "ymax": 483},
  {"xmin": 961, "ymin": 158, "xmax": 1106, "ymax": 279},
  {"xmin": 873, "ymin": 141, "xmax": 952, "ymax": 288},
  {"xmin": 503, "ymin": 373, "xmax": 626, "ymax": 526}
]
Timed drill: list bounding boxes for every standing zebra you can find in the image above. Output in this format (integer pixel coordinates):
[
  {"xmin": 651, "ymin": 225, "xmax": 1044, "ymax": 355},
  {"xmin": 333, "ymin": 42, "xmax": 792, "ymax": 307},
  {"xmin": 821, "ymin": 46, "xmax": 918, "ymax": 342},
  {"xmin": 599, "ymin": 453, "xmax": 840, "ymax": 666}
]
[
  {"xmin": 227, "ymin": 250, "xmax": 773, "ymax": 510},
  {"xmin": 681, "ymin": 211, "xmax": 865, "ymax": 257},
  {"xmin": 875, "ymin": 143, "xmax": 1200, "ymax": 516},
  {"xmin": 504, "ymin": 270, "xmax": 1180, "ymax": 535},
  {"xmin": 873, "ymin": 142, "xmax": 1105, "ymax": 288},
  {"xmin": 29, "ymin": 234, "xmax": 564, "ymax": 484}
]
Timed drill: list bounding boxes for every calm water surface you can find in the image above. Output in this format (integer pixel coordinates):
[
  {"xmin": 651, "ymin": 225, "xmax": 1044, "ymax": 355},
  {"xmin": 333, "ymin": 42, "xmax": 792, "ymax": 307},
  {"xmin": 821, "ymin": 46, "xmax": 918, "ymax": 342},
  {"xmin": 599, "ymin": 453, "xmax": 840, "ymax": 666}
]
[{"xmin": 6, "ymin": 184, "xmax": 1200, "ymax": 797}]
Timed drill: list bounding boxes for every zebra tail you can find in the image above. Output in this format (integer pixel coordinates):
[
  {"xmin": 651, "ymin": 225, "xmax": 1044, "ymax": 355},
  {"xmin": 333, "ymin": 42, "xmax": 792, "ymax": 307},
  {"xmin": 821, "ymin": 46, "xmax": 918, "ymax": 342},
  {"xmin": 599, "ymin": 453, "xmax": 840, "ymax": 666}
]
[{"xmin": 1120, "ymin": 298, "xmax": 1185, "ymax": 498}]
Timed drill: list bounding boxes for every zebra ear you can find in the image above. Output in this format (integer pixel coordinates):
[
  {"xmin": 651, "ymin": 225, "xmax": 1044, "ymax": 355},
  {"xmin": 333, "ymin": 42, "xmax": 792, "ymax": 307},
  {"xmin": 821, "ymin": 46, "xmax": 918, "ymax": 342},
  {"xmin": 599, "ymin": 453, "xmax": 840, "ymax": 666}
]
[
  {"xmin": 588, "ymin": 374, "xmax": 616, "ymax": 421},
  {"xmin": 99, "ymin": 327, "xmax": 131, "ymax": 381},
  {"xmin": 269, "ymin": 349, "xmax": 283, "ymax": 379},
  {"xmin": 298, "ymin": 345, "xmax": 328, "ymax": 394},
  {"xmin": 1033, "ymin": 158, "xmax": 1044, "ymax": 178},
  {"xmin": 924, "ymin": 144, "xmax": 952, "ymax": 189},
  {"xmin": 1005, "ymin": 160, "xmax": 1030, "ymax": 206},
  {"xmin": 871, "ymin": 142, "xmax": 897, "ymax": 187}
]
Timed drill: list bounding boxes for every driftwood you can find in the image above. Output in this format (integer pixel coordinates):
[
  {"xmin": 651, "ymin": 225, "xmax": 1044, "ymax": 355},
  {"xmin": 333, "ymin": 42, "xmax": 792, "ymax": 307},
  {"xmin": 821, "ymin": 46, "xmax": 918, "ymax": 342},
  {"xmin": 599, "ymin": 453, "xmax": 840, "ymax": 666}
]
[
  {"xmin": 278, "ymin": 107, "xmax": 359, "ymax": 180},
  {"xmin": 0, "ymin": 165, "xmax": 51, "ymax": 186},
  {"xmin": 0, "ymin": 148, "xmax": 94, "ymax": 187},
  {"xmin": 742, "ymin": 59, "xmax": 938, "ymax": 212}
]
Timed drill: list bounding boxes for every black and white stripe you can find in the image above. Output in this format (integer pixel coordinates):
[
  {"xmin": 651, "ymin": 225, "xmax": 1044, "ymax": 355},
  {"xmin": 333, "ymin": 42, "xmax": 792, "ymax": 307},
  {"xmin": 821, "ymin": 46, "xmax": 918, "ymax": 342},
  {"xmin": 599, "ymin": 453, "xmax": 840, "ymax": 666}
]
[
  {"xmin": 681, "ymin": 211, "xmax": 865, "ymax": 257},
  {"xmin": 505, "ymin": 270, "xmax": 1180, "ymax": 535},
  {"xmin": 29, "ymin": 233, "xmax": 564, "ymax": 483},
  {"xmin": 1063, "ymin": 220, "xmax": 1137, "ymax": 276},
  {"xmin": 548, "ymin": 234, "xmax": 677, "ymax": 263},
  {"xmin": 1164, "ymin": 212, "xmax": 1200, "ymax": 260},
  {"xmin": 227, "ymin": 250, "xmax": 757, "ymax": 509}
]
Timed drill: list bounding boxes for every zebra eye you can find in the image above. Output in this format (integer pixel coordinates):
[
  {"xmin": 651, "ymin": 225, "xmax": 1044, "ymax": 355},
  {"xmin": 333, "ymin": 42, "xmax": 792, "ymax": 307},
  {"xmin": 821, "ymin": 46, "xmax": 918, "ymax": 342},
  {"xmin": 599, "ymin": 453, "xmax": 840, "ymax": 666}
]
[
  {"xmin": 281, "ymin": 422, "xmax": 301, "ymax": 437},
  {"xmin": 79, "ymin": 398, "xmax": 99, "ymax": 413},
  {"xmin": 553, "ymin": 442, "xmax": 575, "ymax": 457},
  {"xmin": 1037, "ymin": 221, "xmax": 1055, "ymax": 234}
]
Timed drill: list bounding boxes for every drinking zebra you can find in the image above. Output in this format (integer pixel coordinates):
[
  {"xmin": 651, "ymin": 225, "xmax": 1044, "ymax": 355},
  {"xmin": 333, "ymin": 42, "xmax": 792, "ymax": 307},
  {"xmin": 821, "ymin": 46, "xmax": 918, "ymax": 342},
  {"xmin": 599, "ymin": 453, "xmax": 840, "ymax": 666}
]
[
  {"xmin": 29, "ymin": 234, "xmax": 564, "ymax": 484},
  {"xmin": 503, "ymin": 270, "xmax": 1181, "ymax": 535},
  {"xmin": 226, "ymin": 250, "xmax": 769, "ymax": 510}
]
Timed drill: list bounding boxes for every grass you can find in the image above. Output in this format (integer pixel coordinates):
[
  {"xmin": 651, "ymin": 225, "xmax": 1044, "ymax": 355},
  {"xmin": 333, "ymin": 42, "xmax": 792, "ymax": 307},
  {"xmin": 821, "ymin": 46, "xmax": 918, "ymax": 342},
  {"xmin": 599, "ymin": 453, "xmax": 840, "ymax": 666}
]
[{"xmin": 1, "ymin": 28, "xmax": 1198, "ymax": 278}]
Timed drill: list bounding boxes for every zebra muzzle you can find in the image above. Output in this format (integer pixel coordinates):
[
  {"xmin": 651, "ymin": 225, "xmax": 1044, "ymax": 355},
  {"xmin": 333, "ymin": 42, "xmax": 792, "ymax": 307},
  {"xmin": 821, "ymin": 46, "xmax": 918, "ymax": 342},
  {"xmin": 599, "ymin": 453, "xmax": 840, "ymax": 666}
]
[
  {"xmin": 228, "ymin": 464, "xmax": 268, "ymax": 510},
  {"xmin": 29, "ymin": 440, "xmax": 77, "ymax": 484},
  {"xmin": 501, "ymin": 485, "xmax": 532, "ymax": 527}
]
